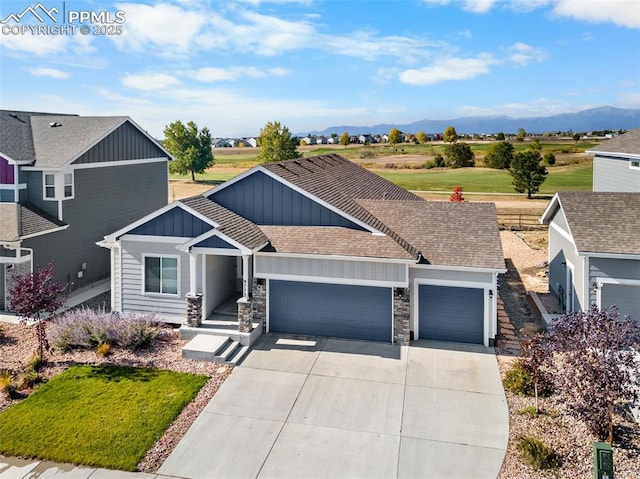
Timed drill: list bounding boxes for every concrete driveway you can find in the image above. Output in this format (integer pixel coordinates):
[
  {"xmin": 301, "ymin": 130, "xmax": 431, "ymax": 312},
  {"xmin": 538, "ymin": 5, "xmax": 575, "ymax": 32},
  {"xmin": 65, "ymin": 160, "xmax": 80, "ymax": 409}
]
[{"xmin": 159, "ymin": 334, "xmax": 509, "ymax": 479}]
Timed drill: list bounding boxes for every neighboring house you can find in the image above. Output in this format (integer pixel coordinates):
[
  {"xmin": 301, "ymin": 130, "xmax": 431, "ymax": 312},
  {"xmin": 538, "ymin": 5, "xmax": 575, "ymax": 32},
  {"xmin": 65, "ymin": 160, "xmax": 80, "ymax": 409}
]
[
  {"xmin": 101, "ymin": 154, "xmax": 505, "ymax": 346},
  {"xmin": 0, "ymin": 110, "xmax": 171, "ymax": 311},
  {"xmin": 588, "ymin": 127, "xmax": 640, "ymax": 192},
  {"xmin": 541, "ymin": 192, "xmax": 639, "ymax": 321}
]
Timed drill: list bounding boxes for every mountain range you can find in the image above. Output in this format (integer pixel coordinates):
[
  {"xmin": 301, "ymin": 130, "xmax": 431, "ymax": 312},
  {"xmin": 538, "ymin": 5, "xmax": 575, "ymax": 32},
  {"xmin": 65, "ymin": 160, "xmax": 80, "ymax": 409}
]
[{"xmin": 303, "ymin": 106, "xmax": 640, "ymax": 136}]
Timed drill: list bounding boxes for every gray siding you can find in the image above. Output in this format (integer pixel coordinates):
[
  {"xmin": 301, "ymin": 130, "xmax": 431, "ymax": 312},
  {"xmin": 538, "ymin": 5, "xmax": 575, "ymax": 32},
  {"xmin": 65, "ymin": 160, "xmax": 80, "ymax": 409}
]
[
  {"xmin": 120, "ymin": 239, "xmax": 190, "ymax": 320},
  {"xmin": 24, "ymin": 171, "xmax": 58, "ymax": 217},
  {"xmin": 73, "ymin": 122, "xmax": 166, "ymax": 165},
  {"xmin": 589, "ymin": 257, "xmax": 640, "ymax": 305},
  {"xmin": 131, "ymin": 207, "xmax": 211, "ymax": 237},
  {"xmin": 548, "ymin": 210, "xmax": 584, "ymax": 310},
  {"xmin": 210, "ymin": 171, "xmax": 364, "ymax": 229},
  {"xmin": 601, "ymin": 284, "xmax": 640, "ymax": 321},
  {"xmin": 593, "ymin": 156, "xmax": 640, "ymax": 192},
  {"xmin": 255, "ymin": 254, "xmax": 407, "ymax": 285},
  {"xmin": 195, "ymin": 235, "xmax": 235, "ymax": 249},
  {"xmin": 410, "ymin": 267, "xmax": 493, "ymax": 285},
  {"xmin": 23, "ymin": 161, "xmax": 168, "ymax": 289}
]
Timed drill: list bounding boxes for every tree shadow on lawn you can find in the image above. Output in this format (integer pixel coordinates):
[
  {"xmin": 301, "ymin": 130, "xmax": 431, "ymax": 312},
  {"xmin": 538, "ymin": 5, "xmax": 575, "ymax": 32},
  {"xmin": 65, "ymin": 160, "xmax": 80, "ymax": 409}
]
[{"xmin": 87, "ymin": 365, "xmax": 159, "ymax": 383}]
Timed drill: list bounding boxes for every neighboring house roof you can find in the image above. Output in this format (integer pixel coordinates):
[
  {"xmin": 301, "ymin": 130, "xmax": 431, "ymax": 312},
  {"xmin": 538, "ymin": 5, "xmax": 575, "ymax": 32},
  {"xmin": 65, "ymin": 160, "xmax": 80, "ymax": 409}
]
[
  {"xmin": 177, "ymin": 196, "xmax": 269, "ymax": 250},
  {"xmin": 358, "ymin": 200, "xmax": 506, "ymax": 270},
  {"xmin": 0, "ymin": 110, "xmax": 74, "ymax": 163},
  {"xmin": 0, "ymin": 203, "xmax": 68, "ymax": 242},
  {"xmin": 588, "ymin": 128, "xmax": 640, "ymax": 158},
  {"xmin": 541, "ymin": 192, "xmax": 640, "ymax": 255},
  {"xmin": 259, "ymin": 226, "xmax": 414, "ymax": 260},
  {"xmin": 0, "ymin": 110, "xmax": 172, "ymax": 169}
]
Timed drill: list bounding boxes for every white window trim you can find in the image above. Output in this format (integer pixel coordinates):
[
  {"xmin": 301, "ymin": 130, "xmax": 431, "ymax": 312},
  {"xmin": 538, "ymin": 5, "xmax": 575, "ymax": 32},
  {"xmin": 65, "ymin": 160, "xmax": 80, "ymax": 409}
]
[
  {"xmin": 630, "ymin": 159, "xmax": 640, "ymax": 170},
  {"xmin": 43, "ymin": 172, "xmax": 56, "ymax": 200},
  {"xmin": 42, "ymin": 171, "xmax": 75, "ymax": 201},
  {"xmin": 63, "ymin": 171, "xmax": 74, "ymax": 199},
  {"xmin": 141, "ymin": 254, "xmax": 181, "ymax": 297}
]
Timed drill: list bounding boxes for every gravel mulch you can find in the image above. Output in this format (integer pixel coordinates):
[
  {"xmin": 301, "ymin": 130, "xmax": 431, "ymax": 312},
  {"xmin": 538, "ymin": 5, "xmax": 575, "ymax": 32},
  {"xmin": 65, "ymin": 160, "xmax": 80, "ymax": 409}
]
[
  {"xmin": 0, "ymin": 321, "xmax": 232, "ymax": 472},
  {"xmin": 496, "ymin": 231, "xmax": 640, "ymax": 478}
]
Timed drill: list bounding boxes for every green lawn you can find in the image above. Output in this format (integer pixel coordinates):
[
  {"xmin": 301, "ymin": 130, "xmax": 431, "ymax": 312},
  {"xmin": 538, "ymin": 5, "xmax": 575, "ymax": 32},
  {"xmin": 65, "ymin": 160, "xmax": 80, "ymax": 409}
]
[
  {"xmin": 374, "ymin": 165, "xmax": 592, "ymax": 193},
  {"xmin": 0, "ymin": 365, "xmax": 207, "ymax": 471}
]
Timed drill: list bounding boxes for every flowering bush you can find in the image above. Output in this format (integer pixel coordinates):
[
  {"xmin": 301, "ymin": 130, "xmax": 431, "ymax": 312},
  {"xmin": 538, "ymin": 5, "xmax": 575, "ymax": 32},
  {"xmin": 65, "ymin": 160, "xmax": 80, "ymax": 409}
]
[{"xmin": 50, "ymin": 308, "xmax": 161, "ymax": 351}]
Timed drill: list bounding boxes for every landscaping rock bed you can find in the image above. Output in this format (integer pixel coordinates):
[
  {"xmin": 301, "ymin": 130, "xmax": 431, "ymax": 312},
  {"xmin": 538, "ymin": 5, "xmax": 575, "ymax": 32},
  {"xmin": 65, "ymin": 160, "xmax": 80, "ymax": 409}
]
[{"xmin": 497, "ymin": 231, "xmax": 640, "ymax": 478}]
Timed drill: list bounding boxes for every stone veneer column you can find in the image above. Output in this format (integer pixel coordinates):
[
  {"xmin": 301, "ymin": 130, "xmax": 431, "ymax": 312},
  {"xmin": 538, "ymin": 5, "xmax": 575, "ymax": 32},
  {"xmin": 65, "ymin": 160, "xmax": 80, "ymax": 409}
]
[
  {"xmin": 251, "ymin": 278, "xmax": 267, "ymax": 330},
  {"xmin": 237, "ymin": 297, "xmax": 252, "ymax": 333},
  {"xmin": 393, "ymin": 287, "xmax": 410, "ymax": 345},
  {"xmin": 185, "ymin": 293, "xmax": 203, "ymax": 327}
]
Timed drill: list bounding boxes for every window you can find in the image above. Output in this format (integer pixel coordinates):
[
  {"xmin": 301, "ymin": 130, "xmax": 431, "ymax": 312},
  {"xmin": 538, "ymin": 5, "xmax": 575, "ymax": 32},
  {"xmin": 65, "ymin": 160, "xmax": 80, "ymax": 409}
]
[
  {"xmin": 64, "ymin": 173, "xmax": 73, "ymax": 198},
  {"xmin": 44, "ymin": 174, "xmax": 55, "ymax": 198},
  {"xmin": 144, "ymin": 256, "xmax": 178, "ymax": 295},
  {"xmin": 630, "ymin": 160, "xmax": 640, "ymax": 170}
]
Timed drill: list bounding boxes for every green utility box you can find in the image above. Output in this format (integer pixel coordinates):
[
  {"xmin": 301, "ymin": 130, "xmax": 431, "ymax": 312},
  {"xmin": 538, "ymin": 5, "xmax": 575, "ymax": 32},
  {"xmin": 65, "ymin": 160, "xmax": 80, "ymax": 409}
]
[{"xmin": 593, "ymin": 442, "xmax": 614, "ymax": 479}]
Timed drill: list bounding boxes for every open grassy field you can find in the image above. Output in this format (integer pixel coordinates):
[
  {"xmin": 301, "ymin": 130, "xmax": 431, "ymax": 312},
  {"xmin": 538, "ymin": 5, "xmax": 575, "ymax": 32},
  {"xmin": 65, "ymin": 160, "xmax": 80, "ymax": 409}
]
[{"xmin": 0, "ymin": 365, "xmax": 207, "ymax": 471}]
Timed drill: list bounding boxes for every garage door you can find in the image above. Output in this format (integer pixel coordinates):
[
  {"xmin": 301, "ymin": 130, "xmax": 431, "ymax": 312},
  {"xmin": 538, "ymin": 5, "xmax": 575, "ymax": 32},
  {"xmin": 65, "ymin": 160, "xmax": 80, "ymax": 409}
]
[
  {"xmin": 601, "ymin": 284, "xmax": 640, "ymax": 323},
  {"xmin": 269, "ymin": 280, "xmax": 392, "ymax": 342},
  {"xmin": 418, "ymin": 284, "xmax": 484, "ymax": 344}
]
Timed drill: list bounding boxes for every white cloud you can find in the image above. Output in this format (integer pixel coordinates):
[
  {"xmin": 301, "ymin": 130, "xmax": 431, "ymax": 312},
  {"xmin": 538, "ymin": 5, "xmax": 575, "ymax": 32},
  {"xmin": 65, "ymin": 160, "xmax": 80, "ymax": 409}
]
[
  {"xmin": 182, "ymin": 66, "xmax": 289, "ymax": 82},
  {"xmin": 505, "ymin": 42, "xmax": 548, "ymax": 66},
  {"xmin": 463, "ymin": 0, "xmax": 498, "ymax": 13},
  {"xmin": 112, "ymin": 3, "xmax": 208, "ymax": 56},
  {"xmin": 552, "ymin": 0, "xmax": 640, "ymax": 29},
  {"xmin": 399, "ymin": 54, "xmax": 498, "ymax": 85},
  {"xmin": 121, "ymin": 72, "xmax": 182, "ymax": 91},
  {"xmin": 457, "ymin": 98, "xmax": 593, "ymax": 117},
  {"xmin": 94, "ymin": 87, "xmax": 152, "ymax": 105},
  {"xmin": 0, "ymin": 33, "xmax": 70, "ymax": 55},
  {"xmin": 28, "ymin": 67, "xmax": 70, "ymax": 79}
]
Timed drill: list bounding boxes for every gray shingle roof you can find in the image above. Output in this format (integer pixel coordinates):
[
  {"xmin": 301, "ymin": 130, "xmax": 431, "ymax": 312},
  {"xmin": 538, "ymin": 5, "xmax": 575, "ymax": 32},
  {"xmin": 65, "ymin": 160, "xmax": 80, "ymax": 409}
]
[
  {"xmin": 260, "ymin": 154, "xmax": 424, "ymax": 256},
  {"xmin": 554, "ymin": 192, "xmax": 640, "ymax": 255},
  {"xmin": 0, "ymin": 203, "xmax": 67, "ymax": 242},
  {"xmin": 259, "ymin": 226, "xmax": 414, "ymax": 259},
  {"xmin": 30, "ymin": 115, "xmax": 128, "ymax": 168},
  {"xmin": 358, "ymin": 200, "xmax": 506, "ymax": 269},
  {"xmin": 589, "ymin": 128, "xmax": 640, "ymax": 156},
  {"xmin": 180, "ymin": 196, "xmax": 268, "ymax": 250},
  {"xmin": 0, "ymin": 110, "xmax": 75, "ymax": 163}
]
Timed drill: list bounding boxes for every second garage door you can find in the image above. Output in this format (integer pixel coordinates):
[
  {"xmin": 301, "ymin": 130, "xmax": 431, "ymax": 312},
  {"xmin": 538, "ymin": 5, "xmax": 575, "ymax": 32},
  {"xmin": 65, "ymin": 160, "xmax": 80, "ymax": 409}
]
[
  {"xmin": 418, "ymin": 284, "xmax": 484, "ymax": 344},
  {"xmin": 601, "ymin": 283, "xmax": 640, "ymax": 323},
  {"xmin": 269, "ymin": 280, "xmax": 392, "ymax": 342}
]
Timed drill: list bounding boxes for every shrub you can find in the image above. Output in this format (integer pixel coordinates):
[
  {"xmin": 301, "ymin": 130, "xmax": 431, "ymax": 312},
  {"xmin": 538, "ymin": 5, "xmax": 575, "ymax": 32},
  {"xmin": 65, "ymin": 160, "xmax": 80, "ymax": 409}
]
[
  {"xmin": 433, "ymin": 153, "xmax": 445, "ymax": 167},
  {"xmin": 543, "ymin": 152, "xmax": 556, "ymax": 166},
  {"xmin": 423, "ymin": 160, "xmax": 435, "ymax": 169},
  {"xmin": 0, "ymin": 371, "xmax": 18, "ymax": 399},
  {"xmin": 28, "ymin": 354, "xmax": 44, "ymax": 372},
  {"xmin": 17, "ymin": 370, "xmax": 41, "ymax": 389},
  {"xmin": 0, "ymin": 324, "xmax": 4, "ymax": 340},
  {"xmin": 518, "ymin": 406, "xmax": 540, "ymax": 418},
  {"xmin": 96, "ymin": 342, "xmax": 111, "ymax": 357},
  {"xmin": 503, "ymin": 358, "xmax": 536, "ymax": 396},
  {"xmin": 50, "ymin": 308, "xmax": 160, "ymax": 351},
  {"xmin": 515, "ymin": 435, "xmax": 560, "ymax": 471},
  {"xmin": 383, "ymin": 162, "xmax": 396, "ymax": 169}
]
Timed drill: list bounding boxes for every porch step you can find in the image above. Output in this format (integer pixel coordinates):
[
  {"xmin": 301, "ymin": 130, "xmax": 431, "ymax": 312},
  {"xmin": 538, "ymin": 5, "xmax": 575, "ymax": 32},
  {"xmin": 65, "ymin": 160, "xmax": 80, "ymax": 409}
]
[{"xmin": 181, "ymin": 335, "xmax": 252, "ymax": 366}]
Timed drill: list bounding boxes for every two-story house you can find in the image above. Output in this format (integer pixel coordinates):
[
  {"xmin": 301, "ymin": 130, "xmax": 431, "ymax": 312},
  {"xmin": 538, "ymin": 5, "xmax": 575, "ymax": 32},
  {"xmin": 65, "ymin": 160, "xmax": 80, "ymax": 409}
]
[
  {"xmin": 541, "ymin": 128, "xmax": 640, "ymax": 321},
  {"xmin": 0, "ymin": 110, "xmax": 171, "ymax": 311}
]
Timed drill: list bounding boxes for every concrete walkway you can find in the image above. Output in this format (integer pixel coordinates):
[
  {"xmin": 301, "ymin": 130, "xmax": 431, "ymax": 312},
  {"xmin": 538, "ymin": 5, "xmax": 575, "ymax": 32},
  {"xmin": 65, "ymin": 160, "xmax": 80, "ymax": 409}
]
[
  {"xmin": 1, "ymin": 334, "xmax": 509, "ymax": 479},
  {"xmin": 159, "ymin": 334, "xmax": 509, "ymax": 479}
]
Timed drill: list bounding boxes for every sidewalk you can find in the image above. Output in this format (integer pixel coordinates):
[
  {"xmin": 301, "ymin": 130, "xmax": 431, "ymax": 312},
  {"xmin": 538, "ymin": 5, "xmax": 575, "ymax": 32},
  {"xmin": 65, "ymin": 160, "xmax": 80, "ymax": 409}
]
[{"xmin": 0, "ymin": 279, "xmax": 109, "ymax": 324}]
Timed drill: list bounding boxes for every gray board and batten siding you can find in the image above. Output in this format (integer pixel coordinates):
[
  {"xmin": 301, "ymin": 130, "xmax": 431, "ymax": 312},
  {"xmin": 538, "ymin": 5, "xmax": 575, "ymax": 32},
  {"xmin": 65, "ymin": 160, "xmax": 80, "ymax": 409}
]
[
  {"xmin": 24, "ymin": 162, "xmax": 167, "ymax": 289},
  {"xmin": 71, "ymin": 121, "xmax": 167, "ymax": 165},
  {"xmin": 209, "ymin": 170, "xmax": 365, "ymax": 229},
  {"xmin": 131, "ymin": 206, "xmax": 212, "ymax": 237},
  {"xmin": 269, "ymin": 280, "xmax": 393, "ymax": 342},
  {"xmin": 593, "ymin": 156, "xmax": 640, "ymax": 192}
]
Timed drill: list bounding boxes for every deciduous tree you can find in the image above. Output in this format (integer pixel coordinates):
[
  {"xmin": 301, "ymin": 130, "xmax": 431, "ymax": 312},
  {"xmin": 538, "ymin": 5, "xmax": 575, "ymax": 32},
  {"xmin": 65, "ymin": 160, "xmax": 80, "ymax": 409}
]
[
  {"xmin": 545, "ymin": 306, "xmax": 640, "ymax": 443},
  {"xmin": 416, "ymin": 131, "xmax": 428, "ymax": 144},
  {"xmin": 444, "ymin": 125, "xmax": 458, "ymax": 143},
  {"xmin": 339, "ymin": 131, "xmax": 350, "ymax": 147},
  {"xmin": 388, "ymin": 128, "xmax": 401, "ymax": 146},
  {"xmin": 496, "ymin": 132, "xmax": 506, "ymax": 140},
  {"xmin": 516, "ymin": 127, "xmax": 526, "ymax": 142},
  {"xmin": 163, "ymin": 120, "xmax": 214, "ymax": 181},
  {"xmin": 449, "ymin": 185, "xmax": 465, "ymax": 202},
  {"xmin": 484, "ymin": 141, "xmax": 514, "ymax": 169},
  {"xmin": 444, "ymin": 142, "xmax": 474, "ymax": 168},
  {"xmin": 509, "ymin": 150, "xmax": 547, "ymax": 198},
  {"xmin": 257, "ymin": 121, "xmax": 302, "ymax": 163},
  {"xmin": 9, "ymin": 263, "xmax": 66, "ymax": 359}
]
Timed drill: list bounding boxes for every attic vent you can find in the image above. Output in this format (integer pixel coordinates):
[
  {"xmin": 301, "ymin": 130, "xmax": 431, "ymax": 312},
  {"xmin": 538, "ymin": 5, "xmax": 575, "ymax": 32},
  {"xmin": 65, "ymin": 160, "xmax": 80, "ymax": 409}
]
[{"xmin": 48, "ymin": 122, "xmax": 63, "ymax": 128}]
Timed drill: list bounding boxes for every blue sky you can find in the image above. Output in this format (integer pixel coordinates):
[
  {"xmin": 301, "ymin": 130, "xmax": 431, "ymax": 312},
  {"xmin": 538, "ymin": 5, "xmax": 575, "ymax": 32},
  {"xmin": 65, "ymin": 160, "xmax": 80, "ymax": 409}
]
[{"xmin": 1, "ymin": 0, "xmax": 639, "ymax": 137}]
